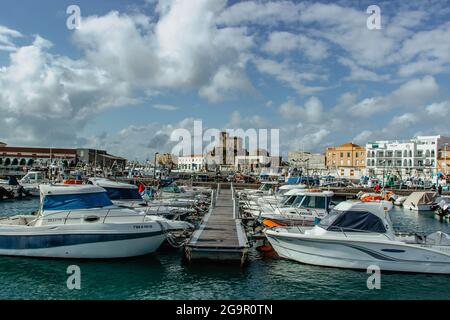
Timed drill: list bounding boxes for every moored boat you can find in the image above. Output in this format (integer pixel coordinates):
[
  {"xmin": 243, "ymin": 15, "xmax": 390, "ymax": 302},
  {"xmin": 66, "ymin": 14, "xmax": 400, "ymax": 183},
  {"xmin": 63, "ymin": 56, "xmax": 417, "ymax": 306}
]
[
  {"xmin": 0, "ymin": 184, "xmax": 167, "ymax": 258},
  {"xmin": 265, "ymin": 200, "xmax": 450, "ymax": 274}
]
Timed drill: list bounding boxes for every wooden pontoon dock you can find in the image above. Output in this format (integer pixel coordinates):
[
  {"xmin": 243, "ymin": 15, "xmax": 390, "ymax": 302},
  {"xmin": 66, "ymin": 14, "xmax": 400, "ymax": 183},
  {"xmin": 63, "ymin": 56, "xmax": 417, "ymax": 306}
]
[{"xmin": 185, "ymin": 184, "xmax": 249, "ymax": 265}]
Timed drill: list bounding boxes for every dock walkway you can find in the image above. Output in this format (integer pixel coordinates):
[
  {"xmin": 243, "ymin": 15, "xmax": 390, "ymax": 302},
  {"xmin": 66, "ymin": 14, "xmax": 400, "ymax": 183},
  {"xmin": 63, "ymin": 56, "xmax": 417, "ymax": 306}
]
[{"xmin": 185, "ymin": 184, "xmax": 249, "ymax": 265}]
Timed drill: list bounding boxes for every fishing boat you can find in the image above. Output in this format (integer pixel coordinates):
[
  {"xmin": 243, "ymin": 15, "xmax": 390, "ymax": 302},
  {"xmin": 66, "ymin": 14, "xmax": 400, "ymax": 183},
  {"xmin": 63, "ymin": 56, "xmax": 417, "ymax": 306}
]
[
  {"xmin": 403, "ymin": 191, "xmax": 436, "ymax": 211},
  {"xmin": 265, "ymin": 201, "xmax": 450, "ymax": 274},
  {"xmin": 0, "ymin": 185, "xmax": 167, "ymax": 258}
]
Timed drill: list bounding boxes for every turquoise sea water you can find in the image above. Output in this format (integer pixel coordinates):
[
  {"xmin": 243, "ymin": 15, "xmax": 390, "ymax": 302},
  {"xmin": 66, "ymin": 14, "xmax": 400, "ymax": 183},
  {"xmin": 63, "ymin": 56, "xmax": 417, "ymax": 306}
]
[{"xmin": 1, "ymin": 198, "xmax": 450, "ymax": 300}]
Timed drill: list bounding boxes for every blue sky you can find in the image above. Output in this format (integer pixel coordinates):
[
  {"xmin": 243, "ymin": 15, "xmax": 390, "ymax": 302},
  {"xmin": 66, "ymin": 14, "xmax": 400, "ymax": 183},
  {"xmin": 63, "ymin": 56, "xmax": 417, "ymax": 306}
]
[{"xmin": 0, "ymin": 0, "xmax": 450, "ymax": 161}]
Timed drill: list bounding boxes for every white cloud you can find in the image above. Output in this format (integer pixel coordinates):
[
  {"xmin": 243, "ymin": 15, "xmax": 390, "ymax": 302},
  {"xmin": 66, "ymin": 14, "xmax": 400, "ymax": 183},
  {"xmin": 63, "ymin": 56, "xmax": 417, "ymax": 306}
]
[
  {"xmin": 217, "ymin": 1, "xmax": 303, "ymax": 26},
  {"xmin": 398, "ymin": 22, "xmax": 450, "ymax": 77},
  {"xmin": 426, "ymin": 101, "xmax": 450, "ymax": 116},
  {"xmin": 353, "ymin": 130, "xmax": 373, "ymax": 145},
  {"xmin": 338, "ymin": 57, "xmax": 390, "ymax": 82},
  {"xmin": 73, "ymin": 2, "xmax": 254, "ymax": 102},
  {"xmin": 153, "ymin": 104, "xmax": 179, "ymax": 111},
  {"xmin": 263, "ymin": 31, "xmax": 329, "ymax": 61},
  {"xmin": 227, "ymin": 111, "xmax": 267, "ymax": 128},
  {"xmin": 253, "ymin": 58, "xmax": 327, "ymax": 95},
  {"xmin": 0, "ymin": 35, "xmax": 134, "ymax": 146},
  {"xmin": 0, "ymin": 25, "xmax": 22, "ymax": 51},
  {"xmin": 279, "ymin": 97, "xmax": 324, "ymax": 123},
  {"xmin": 389, "ymin": 113, "xmax": 419, "ymax": 127},
  {"xmin": 348, "ymin": 76, "xmax": 439, "ymax": 116}
]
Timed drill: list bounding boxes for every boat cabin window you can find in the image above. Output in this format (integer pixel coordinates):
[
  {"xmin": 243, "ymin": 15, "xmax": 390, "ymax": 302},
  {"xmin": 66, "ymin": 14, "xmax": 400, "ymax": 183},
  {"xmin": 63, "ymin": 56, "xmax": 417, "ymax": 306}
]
[
  {"xmin": 104, "ymin": 187, "xmax": 143, "ymax": 200},
  {"xmin": 299, "ymin": 196, "xmax": 327, "ymax": 209},
  {"xmin": 283, "ymin": 195, "xmax": 297, "ymax": 206},
  {"xmin": 319, "ymin": 210, "xmax": 386, "ymax": 233},
  {"xmin": 43, "ymin": 192, "xmax": 113, "ymax": 211}
]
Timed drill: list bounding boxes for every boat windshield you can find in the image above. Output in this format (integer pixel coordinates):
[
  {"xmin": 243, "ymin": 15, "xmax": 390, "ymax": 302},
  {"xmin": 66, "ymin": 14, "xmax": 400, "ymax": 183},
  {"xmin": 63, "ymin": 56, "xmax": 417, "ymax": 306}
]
[
  {"xmin": 43, "ymin": 192, "xmax": 113, "ymax": 211},
  {"xmin": 297, "ymin": 195, "xmax": 327, "ymax": 209},
  {"xmin": 161, "ymin": 185, "xmax": 181, "ymax": 193},
  {"xmin": 104, "ymin": 187, "xmax": 143, "ymax": 200},
  {"xmin": 318, "ymin": 209, "xmax": 386, "ymax": 233}
]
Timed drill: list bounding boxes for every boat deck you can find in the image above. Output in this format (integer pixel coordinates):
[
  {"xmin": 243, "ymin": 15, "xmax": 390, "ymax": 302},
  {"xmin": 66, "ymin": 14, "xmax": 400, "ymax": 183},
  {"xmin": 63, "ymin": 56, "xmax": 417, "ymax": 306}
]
[{"xmin": 185, "ymin": 185, "xmax": 249, "ymax": 265}]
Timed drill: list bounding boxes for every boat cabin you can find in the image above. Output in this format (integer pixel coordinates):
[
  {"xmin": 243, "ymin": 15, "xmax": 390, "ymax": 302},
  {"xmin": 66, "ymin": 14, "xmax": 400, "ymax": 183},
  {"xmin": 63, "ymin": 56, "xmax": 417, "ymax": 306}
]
[{"xmin": 318, "ymin": 201, "xmax": 392, "ymax": 235}]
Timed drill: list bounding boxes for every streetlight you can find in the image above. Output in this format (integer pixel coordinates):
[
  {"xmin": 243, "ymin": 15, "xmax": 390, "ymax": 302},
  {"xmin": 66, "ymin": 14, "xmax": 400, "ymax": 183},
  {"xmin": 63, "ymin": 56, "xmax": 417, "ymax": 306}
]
[{"xmin": 154, "ymin": 152, "xmax": 159, "ymax": 179}]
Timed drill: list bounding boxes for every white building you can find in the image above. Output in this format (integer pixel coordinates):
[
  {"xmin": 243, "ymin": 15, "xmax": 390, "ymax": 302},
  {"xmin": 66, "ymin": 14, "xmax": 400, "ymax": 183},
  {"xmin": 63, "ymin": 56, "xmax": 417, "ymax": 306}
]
[
  {"xmin": 366, "ymin": 135, "xmax": 450, "ymax": 178},
  {"xmin": 177, "ymin": 155, "xmax": 207, "ymax": 172}
]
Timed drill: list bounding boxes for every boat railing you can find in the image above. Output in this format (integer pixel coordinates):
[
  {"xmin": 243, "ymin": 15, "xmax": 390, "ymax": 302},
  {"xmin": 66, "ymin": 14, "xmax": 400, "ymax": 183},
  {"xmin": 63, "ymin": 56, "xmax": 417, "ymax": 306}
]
[
  {"xmin": 41, "ymin": 208, "xmax": 148, "ymax": 225},
  {"xmin": 330, "ymin": 226, "xmax": 393, "ymax": 240}
]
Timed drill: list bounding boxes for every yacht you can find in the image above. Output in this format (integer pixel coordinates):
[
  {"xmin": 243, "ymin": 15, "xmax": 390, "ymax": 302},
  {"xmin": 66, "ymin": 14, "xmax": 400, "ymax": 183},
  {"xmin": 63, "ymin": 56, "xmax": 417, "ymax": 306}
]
[
  {"xmin": 0, "ymin": 185, "xmax": 168, "ymax": 258},
  {"xmin": 265, "ymin": 201, "xmax": 450, "ymax": 274}
]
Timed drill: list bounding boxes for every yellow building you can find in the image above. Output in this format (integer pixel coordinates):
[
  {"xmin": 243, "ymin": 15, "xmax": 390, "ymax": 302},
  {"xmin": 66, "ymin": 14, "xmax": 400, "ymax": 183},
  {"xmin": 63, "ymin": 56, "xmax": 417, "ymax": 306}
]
[
  {"xmin": 325, "ymin": 142, "xmax": 366, "ymax": 178},
  {"xmin": 437, "ymin": 148, "xmax": 450, "ymax": 175}
]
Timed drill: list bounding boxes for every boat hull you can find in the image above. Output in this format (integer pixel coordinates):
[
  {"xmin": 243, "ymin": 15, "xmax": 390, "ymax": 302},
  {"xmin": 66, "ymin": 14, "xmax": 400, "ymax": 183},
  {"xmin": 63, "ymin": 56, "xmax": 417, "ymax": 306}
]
[
  {"xmin": 0, "ymin": 224, "xmax": 166, "ymax": 259},
  {"xmin": 265, "ymin": 230, "xmax": 450, "ymax": 274}
]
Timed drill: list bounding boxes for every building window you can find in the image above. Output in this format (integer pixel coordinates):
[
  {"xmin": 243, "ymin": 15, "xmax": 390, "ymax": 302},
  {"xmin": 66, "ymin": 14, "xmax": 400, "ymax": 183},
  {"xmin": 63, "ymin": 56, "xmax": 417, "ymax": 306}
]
[
  {"xmin": 340, "ymin": 152, "xmax": 343, "ymax": 157},
  {"xmin": 19, "ymin": 159, "xmax": 26, "ymax": 166},
  {"xmin": 347, "ymin": 152, "xmax": 350, "ymax": 157},
  {"xmin": 431, "ymin": 150, "xmax": 435, "ymax": 157},
  {"xmin": 4, "ymin": 158, "xmax": 11, "ymax": 166},
  {"xmin": 11, "ymin": 158, "xmax": 18, "ymax": 166}
]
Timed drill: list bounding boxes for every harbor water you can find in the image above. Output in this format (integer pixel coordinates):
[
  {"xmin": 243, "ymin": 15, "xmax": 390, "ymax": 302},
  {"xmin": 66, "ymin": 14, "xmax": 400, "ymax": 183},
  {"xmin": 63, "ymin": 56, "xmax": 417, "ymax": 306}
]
[{"xmin": 1, "ymin": 198, "xmax": 450, "ymax": 300}]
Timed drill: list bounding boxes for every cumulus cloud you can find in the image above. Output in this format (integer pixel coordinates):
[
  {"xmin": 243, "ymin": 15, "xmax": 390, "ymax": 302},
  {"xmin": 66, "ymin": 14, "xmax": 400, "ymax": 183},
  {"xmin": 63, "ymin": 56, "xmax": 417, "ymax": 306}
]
[
  {"xmin": 279, "ymin": 97, "xmax": 324, "ymax": 123},
  {"xmin": 348, "ymin": 76, "xmax": 440, "ymax": 116},
  {"xmin": 0, "ymin": 35, "xmax": 134, "ymax": 146}
]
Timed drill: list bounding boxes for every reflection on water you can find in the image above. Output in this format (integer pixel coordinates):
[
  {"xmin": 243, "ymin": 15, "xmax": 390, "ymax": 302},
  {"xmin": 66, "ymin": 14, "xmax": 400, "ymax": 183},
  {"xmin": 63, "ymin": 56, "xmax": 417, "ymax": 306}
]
[{"xmin": 0, "ymin": 199, "xmax": 450, "ymax": 299}]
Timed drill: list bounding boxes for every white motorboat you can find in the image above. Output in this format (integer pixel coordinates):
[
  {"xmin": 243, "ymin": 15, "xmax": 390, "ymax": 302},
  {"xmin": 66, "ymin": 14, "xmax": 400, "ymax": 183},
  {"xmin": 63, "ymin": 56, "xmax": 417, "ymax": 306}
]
[
  {"xmin": 257, "ymin": 190, "xmax": 334, "ymax": 227},
  {"xmin": 88, "ymin": 178, "xmax": 197, "ymax": 223},
  {"xmin": 265, "ymin": 201, "xmax": 450, "ymax": 274},
  {"xmin": 237, "ymin": 181, "xmax": 279, "ymax": 197},
  {"xmin": 19, "ymin": 171, "xmax": 50, "ymax": 196},
  {"xmin": 0, "ymin": 185, "xmax": 168, "ymax": 258},
  {"xmin": 403, "ymin": 191, "xmax": 436, "ymax": 211}
]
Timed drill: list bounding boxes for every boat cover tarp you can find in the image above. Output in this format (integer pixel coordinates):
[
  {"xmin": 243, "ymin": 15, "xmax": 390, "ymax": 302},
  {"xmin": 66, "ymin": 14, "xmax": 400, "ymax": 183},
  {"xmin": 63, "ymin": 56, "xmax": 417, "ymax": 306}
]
[
  {"xmin": 43, "ymin": 192, "xmax": 113, "ymax": 211},
  {"xmin": 404, "ymin": 192, "xmax": 436, "ymax": 207},
  {"xmin": 320, "ymin": 210, "xmax": 386, "ymax": 233}
]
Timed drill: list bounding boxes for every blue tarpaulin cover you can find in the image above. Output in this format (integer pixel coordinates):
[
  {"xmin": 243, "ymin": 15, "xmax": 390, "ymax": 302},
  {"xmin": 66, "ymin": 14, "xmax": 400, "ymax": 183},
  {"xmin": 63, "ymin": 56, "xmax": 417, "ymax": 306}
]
[{"xmin": 43, "ymin": 192, "xmax": 113, "ymax": 211}]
